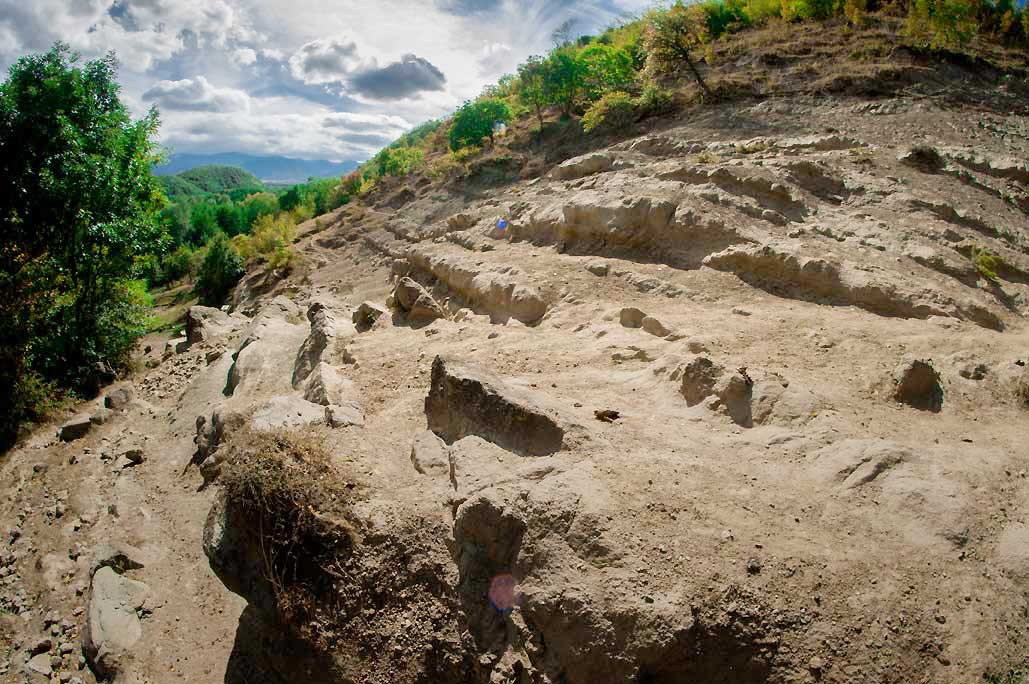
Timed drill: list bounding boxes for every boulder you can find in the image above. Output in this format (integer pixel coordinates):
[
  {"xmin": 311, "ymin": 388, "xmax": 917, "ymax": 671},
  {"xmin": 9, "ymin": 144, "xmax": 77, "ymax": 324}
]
[
  {"xmin": 194, "ymin": 408, "xmax": 246, "ymax": 466},
  {"xmin": 90, "ymin": 408, "xmax": 115, "ymax": 426},
  {"xmin": 173, "ymin": 337, "xmax": 190, "ymax": 354},
  {"xmin": 82, "ymin": 567, "xmax": 149, "ymax": 680},
  {"xmin": 897, "ymin": 146, "xmax": 945, "ymax": 173},
  {"xmin": 641, "ymin": 316, "xmax": 671, "ymax": 338},
  {"xmin": 425, "ymin": 356, "xmax": 568, "ymax": 456},
  {"xmin": 325, "ymin": 403, "xmax": 365, "ymax": 428},
  {"xmin": 104, "ymin": 387, "xmax": 134, "ymax": 411},
  {"xmin": 203, "ymin": 495, "xmax": 278, "ymax": 621},
  {"xmin": 59, "ymin": 415, "xmax": 92, "ymax": 442},
  {"xmin": 302, "ymin": 362, "xmax": 354, "ymax": 407},
  {"xmin": 251, "ymin": 396, "xmax": 327, "ymax": 431},
  {"xmin": 619, "ymin": 307, "xmax": 646, "ymax": 329},
  {"xmin": 27, "ymin": 653, "xmax": 52, "ymax": 677},
  {"xmin": 410, "ymin": 430, "xmax": 451, "ymax": 479},
  {"xmin": 893, "ymin": 358, "xmax": 943, "ymax": 412},
  {"xmin": 186, "ymin": 305, "xmax": 235, "ymax": 346},
  {"xmin": 120, "ymin": 449, "xmax": 145, "ymax": 465},
  {"xmin": 391, "ymin": 277, "xmax": 446, "ymax": 321},
  {"xmin": 293, "ymin": 301, "xmax": 352, "ymax": 386},
  {"xmin": 353, "ymin": 301, "xmax": 386, "ymax": 331},
  {"xmin": 678, "ymin": 356, "xmax": 753, "ymax": 426},
  {"xmin": 550, "ymin": 152, "xmax": 617, "ymax": 181}
]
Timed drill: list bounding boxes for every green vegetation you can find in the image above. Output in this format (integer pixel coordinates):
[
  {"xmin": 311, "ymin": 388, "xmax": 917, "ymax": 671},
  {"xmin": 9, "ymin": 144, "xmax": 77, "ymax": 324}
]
[
  {"xmin": 582, "ymin": 91, "xmax": 638, "ymax": 133},
  {"xmin": 449, "ymin": 98, "xmax": 513, "ymax": 151},
  {"xmin": 0, "ymin": 44, "xmax": 165, "ymax": 445},
  {"xmin": 970, "ymin": 244, "xmax": 1003, "ymax": 282},
  {"xmin": 196, "ymin": 233, "xmax": 246, "ymax": 305}
]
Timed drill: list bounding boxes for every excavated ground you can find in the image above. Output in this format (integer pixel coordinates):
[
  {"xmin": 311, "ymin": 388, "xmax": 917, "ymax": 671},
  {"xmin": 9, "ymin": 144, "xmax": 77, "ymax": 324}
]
[{"xmin": 2, "ymin": 92, "xmax": 1028, "ymax": 684}]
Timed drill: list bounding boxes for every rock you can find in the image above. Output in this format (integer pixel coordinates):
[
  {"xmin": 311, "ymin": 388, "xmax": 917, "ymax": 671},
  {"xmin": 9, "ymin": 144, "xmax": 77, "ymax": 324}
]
[
  {"xmin": 426, "ymin": 356, "xmax": 571, "ymax": 456},
  {"xmin": 59, "ymin": 416, "xmax": 92, "ymax": 442},
  {"xmin": 205, "ymin": 348, "xmax": 225, "ymax": 365},
  {"xmin": 325, "ymin": 403, "xmax": 365, "ymax": 428},
  {"xmin": 409, "ymin": 430, "xmax": 451, "ymax": 479},
  {"xmin": 585, "ymin": 260, "xmax": 610, "ymax": 277},
  {"xmin": 172, "ymin": 337, "xmax": 189, "ymax": 354},
  {"xmin": 194, "ymin": 408, "xmax": 246, "ymax": 466},
  {"xmin": 251, "ymin": 396, "xmax": 327, "ymax": 432},
  {"xmin": 293, "ymin": 301, "xmax": 352, "ymax": 386},
  {"xmin": 186, "ymin": 305, "xmax": 235, "ymax": 346},
  {"xmin": 641, "ymin": 316, "xmax": 671, "ymax": 338},
  {"xmin": 898, "ymin": 145, "xmax": 945, "ymax": 172},
  {"xmin": 29, "ymin": 638, "xmax": 52, "ymax": 656},
  {"xmin": 90, "ymin": 542, "xmax": 145, "ymax": 576},
  {"xmin": 353, "ymin": 301, "xmax": 386, "ymax": 331},
  {"xmin": 103, "ymin": 387, "xmax": 133, "ymax": 411},
  {"xmin": 550, "ymin": 152, "xmax": 618, "ymax": 180},
  {"xmin": 302, "ymin": 362, "xmax": 354, "ymax": 407},
  {"xmin": 120, "ymin": 449, "xmax": 145, "ymax": 465},
  {"xmin": 958, "ymin": 362, "xmax": 989, "ymax": 381},
  {"xmin": 391, "ymin": 277, "xmax": 446, "ymax": 321},
  {"xmin": 619, "ymin": 307, "xmax": 646, "ymax": 329},
  {"xmin": 678, "ymin": 356, "xmax": 753, "ymax": 426},
  {"xmin": 89, "ymin": 408, "xmax": 114, "ymax": 426},
  {"xmin": 203, "ymin": 495, "xmax": 278, "ymax": 621},
  {"xmin": 893, "ymin": 358, "xmax": 943, "ymax": 412},
  {"xmin": 82, "ymin": 567, "xmax": 149, "ymax": 680},
  {"xmin": 27, "ymin": 654, "xmax": 52, "ymax": 676},
  {"xmin": 453, "ymin": 492, "xmax": 527, "ymax": 582}
]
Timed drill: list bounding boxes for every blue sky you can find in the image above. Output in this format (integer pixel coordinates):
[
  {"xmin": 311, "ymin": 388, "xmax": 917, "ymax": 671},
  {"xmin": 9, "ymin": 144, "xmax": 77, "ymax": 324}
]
[{"xmin": 0, "ymin": 0, "xmax": 654, "ymax": 161}]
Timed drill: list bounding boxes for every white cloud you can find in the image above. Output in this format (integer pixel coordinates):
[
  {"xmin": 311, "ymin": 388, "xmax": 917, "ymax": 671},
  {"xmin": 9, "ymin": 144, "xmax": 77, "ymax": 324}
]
[
  {"xmin": 288, "ymin": 36, "xmax": 366, "ymax": 85},
  {"xmin": 144, "ymin": 76, "xmax": 250, "ymax": 113},
  {"xmin": 232, "ymin": 48, "xmax": 258, "ymax": 66}
]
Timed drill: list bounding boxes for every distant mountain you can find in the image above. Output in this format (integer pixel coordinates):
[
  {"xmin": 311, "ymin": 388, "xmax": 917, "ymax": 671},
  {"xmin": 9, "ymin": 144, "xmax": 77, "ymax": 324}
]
[
  {"xmin": 158, "ymin": 165, "xmax": 265, "ymax": 200},
  {"xmin": 155, "ymin": 153, "xmax": 359, "ymax": 185}
]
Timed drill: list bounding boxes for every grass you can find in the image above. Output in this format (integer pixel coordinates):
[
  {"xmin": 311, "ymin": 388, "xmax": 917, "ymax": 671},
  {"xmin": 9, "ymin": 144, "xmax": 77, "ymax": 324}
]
[{"xmin": 970, "ymin": 244, "xmax": 1003, "ymax": 282}]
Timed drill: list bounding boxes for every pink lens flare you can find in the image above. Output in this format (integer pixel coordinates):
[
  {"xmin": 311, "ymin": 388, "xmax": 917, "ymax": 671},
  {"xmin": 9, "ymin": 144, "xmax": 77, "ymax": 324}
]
[{"xmin": 488, "ymin": 573, "xmax": 523, "ymax": 613}]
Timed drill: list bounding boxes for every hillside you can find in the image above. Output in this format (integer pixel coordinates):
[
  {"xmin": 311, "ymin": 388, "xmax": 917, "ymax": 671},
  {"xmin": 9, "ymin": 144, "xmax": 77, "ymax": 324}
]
[
  {"xmin": 158, "ymin": 165, "xmax": 264, "ymax": 200},
  {"xmin": 3, "ymin": 9, "xmax": 1029, "ymax": 684},
  {"xmin": 155, "ymin": 153, "xmax": 359, "ymax": 185}
]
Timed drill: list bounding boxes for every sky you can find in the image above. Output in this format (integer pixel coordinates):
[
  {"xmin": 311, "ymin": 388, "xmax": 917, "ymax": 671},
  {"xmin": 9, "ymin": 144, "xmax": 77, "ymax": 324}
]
[{"xmin": 0, "ymin": 0, "xmax": 655, "ymax": 162}]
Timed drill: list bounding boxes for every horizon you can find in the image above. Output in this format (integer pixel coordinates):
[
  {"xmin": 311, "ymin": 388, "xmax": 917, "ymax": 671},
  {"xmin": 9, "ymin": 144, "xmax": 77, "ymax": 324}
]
[{"xmin": 0, "ymin": 0, "xmax": 653, "ymax": 163}]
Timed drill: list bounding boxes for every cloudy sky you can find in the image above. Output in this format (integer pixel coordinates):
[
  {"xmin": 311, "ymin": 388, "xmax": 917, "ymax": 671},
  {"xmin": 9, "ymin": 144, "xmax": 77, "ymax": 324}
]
[{"xmin": 0, "ymin": 0, "xmax": 654, "ymax": 162}]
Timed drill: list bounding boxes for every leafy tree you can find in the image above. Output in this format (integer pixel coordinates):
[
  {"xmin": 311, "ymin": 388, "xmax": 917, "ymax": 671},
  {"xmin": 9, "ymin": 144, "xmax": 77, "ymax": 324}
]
[
  {"xmin": 449, "ymin": 98, "xmax": 512, "ymax": 151},
  {"xmin": 216, "ymin": 203, "xmax": 246, "ymax": 236},
  {"xmin": 241, "ymin": 192, "xmax": 279, "ymax": 228},
  {"xmin": 579, "ymin": 44, "xmax": 637, "ymax": 100},
  {"xmin": 518, "ymin": 55, "xmax": 550, "ymax": 129},
  {"xmin": 905, "ymin": 0, "xmax": 981, "ymax": 49},
  {"xmin": 541, "ymin": 49, "xmax": 586, "ymax": 116},
  {"xmin": 643, "ymin": 2, "xmax": 714, "ymax": 98},
  {"xmin": 0, "ymin": 43, "xmax": 166, "ymax": 442},
  {"xmin": 195, "ymin": 232, "xmax": 244, "ymax": 305},
  {"xmin": 188, "ymin": 202, "xmax": 220, "ymax": 244}
]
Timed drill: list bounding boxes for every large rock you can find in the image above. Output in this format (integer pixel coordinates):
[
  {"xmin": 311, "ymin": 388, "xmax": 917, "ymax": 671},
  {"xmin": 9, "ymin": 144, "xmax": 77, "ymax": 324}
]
[
  {"xmin": 352, "ymin": 301, "xmax": 386, "ymax": 331},
  {"xmin": 302, "ymin": 362, "xmax": 353, "ymax": 407},
  {"xmin": 186, "ymin": 305, "xmax": 236, "ymax": 346},
  {"xmin": 251, "ymin": 396, "xmax": 327, "ymax": 432},
  {"xmin": 104, "ymin": 387, "xmax": 134, "ymax": 411},
  {"xmin": 82, "ymin": 567, "xmax": 149, "ymax": 681},
  {"xmin": 892, "ymin": 358, "xmax": 943, "ymax": 412},
  {"xmin": 678, "ymin": 356, "xmax": 753, "ymax": 427},
  {"xmin": 550, "ymin": 152, "xmax": 619, "ymax": 181},
  {"xmin": 409, "ymin": 430, "xmax": 451, "ymax": 479},
  {"xmin": 293, "ymin": 301, "xmax": 353, "ymax": 387},
  {"xmin": 59, "ymin": 415, "xmax": 92, "ymax": 442},
  {"xmin": 390, "ymin": 277, "xmax": 446, "ymax": 321},
  {"xmin": 203, "ymin": 495, "xmax": 279, "ymax": 621},
  {"xmin": 425, "ymin": 356, "xmax": 568, "ymax": 456}
]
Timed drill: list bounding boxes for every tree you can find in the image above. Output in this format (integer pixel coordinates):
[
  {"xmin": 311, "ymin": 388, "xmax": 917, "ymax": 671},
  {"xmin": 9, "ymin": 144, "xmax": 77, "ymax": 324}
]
[
  {"xmin": 188, "ymin": 202, "xmax": 220, "ymax": 244},
  {"xmin": 579, "ymin": 44, "xmax": 637, "ymax": 100},
  {"xmin": 642, "ymin": 3, "xmax": 713, "ymax": 98},
  {"xmin": 541, "ymin": 49, "xmax": 586, "ymax": 116},
  {"xmin": 905, "ymin": 0, "xmax": 981, "ymax": 49},
  {"xmin": 517, "ymin": 56, "xmax": 550, "ymax": 129},
  {"xmin": 448, "ymin": 98, "xmax": 512, "ymax": 151},
  {"xmin": 0, "ymin": 43, "xmax": 166, "ymax": 442},
  {"xmin": 195, "ymin": 233, "xmax": 244, "ymax": 305}
]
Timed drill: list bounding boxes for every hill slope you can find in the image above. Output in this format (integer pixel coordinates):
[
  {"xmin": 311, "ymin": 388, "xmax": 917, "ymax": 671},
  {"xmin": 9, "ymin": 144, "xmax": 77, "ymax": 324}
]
[{"xmin": 158, "ymin": 164, "xmax": 265, "ymax": 200}]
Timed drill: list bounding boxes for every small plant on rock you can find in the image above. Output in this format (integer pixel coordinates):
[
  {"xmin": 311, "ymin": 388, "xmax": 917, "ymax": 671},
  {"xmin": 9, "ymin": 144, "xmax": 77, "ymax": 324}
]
[{"xmin": 970, "ymin": 245, "xmax": 1001, "ymax": 283}]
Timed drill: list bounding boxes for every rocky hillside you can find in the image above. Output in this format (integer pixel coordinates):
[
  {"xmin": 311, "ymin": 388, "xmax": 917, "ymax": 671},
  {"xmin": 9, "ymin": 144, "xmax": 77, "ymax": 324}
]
[{"xmin": 2, "ymin": 28, "xmax": 1029, "ymax": 684}]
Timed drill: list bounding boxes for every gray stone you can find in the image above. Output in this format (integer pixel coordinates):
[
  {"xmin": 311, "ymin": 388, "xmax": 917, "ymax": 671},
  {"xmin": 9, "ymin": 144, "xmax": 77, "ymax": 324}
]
[
  {"xmin": 352, "ymin": 301, "xmax": 386, "ymax": 331},
  {"xmin": 325, "ymin": 403, "xmax": 365, "ymax": 429},
  {"xmin": 641, "ymin": 316, "xmax": 671, "ymax": 338},
  {"xmin": 251, "ymin": 396, "xmax": 326, "ymax": 432},
  {"xmin": 27, "ymin": 654, "xmax": 52, "ymax": 676},
  {"xmin": 120, "ymin": 449, "xmax": 145, "ymax": 465},
  {"xmin": 89, "ymin": 408, "xmax": 115, "ymax": 426},
  {"xmin": 104, "ymin": 387, "xmax": 133, "ymax": 411},
  {"xmin": 59, "ymin": 416, "xmax": 92, "ymax": 442},
  {"xmin": 410, "ymin": 431, "xmax": 451, "ymax": 479},
  {"xmin": 425, "ymin": 356, "xmax": 569, "ymax": 456},
  {"xmin": 619, "ymin": 307, "xmax": 646, "ymax": 329},
  {"xmin": 302, "ymin": 362, "xmax": 354, "ymax": 407},
  {"xmin": 391, "ymin": 277, "xmax": 445, "ymax": 321},
  {"xmin": 186, "ymin": 306, "xmax": 235, "ymax": 346},
  {"xmin": 82, "ymin": 567, "xmax": 149, "ymax": 680}
]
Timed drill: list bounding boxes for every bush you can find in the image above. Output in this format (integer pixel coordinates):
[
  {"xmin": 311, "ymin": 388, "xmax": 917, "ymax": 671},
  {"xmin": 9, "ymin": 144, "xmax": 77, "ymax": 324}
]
[
  {"xmin": 94, "ymin": 279, "xmax": 154, "ymax": 368},
  {"xmin": 449, "ymin": 98, "xmax": 512, "ymax": 151},
  {"xmin": 636, "ymin": 84, "xmax": 677, "ymax": 117},
  {"xmin": 582, "ymin": 91, "xmax": 638, "ymax": 133},
  {"xmin": 195, "ymin": 233, "xmax": 245, "ymax": 305},
  {"xmin": 970, "ymin": 245, "xmax": 1001, "ymax": 282},
  {"xmin": 161, "ymin": 245, "xmax": 195, "ymax": 283}
]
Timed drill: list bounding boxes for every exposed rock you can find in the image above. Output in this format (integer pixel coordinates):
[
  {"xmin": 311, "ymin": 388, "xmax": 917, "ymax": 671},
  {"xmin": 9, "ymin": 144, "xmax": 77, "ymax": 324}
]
[
  {"xmin": 425, "ymin": 356, "xmax": 570, "ymax": 456},
  {"xmin": 409, "ymin": 430, "xmax": 451, "ymax": 479},
  {"xmin": 90, "ymin": 408, "xmax": 115, "ymax": 426},
  {"xmin": 390, "ymin": 277, "xmax": 446, "ymax": 321},
  {"xmin": 550, "ymin": 152, "xmax": 618, "ymax": 180},
  {"xmin": 203, "ymin": 495, "xmax": 278, "ymax": 621},
  {"xmin": 59, "ymin": 415, "xmax": 92, "ymax": 442},
  {"xmin": 812, "ymin": 439, "xmax": 912, "ymax": 489},
  {"xmin": 293, "ymin": 301, "xmax": 352, "ymax": 387},
  {"xmin": 641, "ymin": 315, "xmax": 671, "ymax": 338},
  {"xmin": 173, "ymin": 337, "xmax": 189, "ymax": 354},
  {"xmin": 893, "ymin": 358, "xmax": 943, "ymax": 412},
  {"xmin": 678, "ymin": 356, "xmax": 754, "ymax": 426},
  {"xmin": 82, "ymin": 567, "xmax": 149, "ymax": 681},
  {"xmin": 352, "ymin": 301, "xmax": 386, "ymax": 331},
  {"xmin": 898, "ymin": 145, "xmax": 945, "ymax": 173},
  {"xmin": 194, "ymin": 408, "xmax": 247, "ymax": 466},
  {"xmin": 619, "ymin": 307, "xmax": 646, "ymax": 328},
  {"xmin": 186, "ymin": 306, "xmax": 236, "ymax": 346},
  {"xmin": 251, "ymin": 396, "xmax": 327, "ymax": 431},
  {"xmin": 325, "ymin": 403, "xmax": 365, "ymax": 428},
  {"xmin": 104, "ymin": 387, "xmax": 134, "ymax": 411},
  {"xmin": 27, "ymin": 654, "xmax": 52, "ymax": 676},
  {"xmin": 302, "ymin": 362, "xmax": 354, "ymax": 407},
  {"xmin": 120, "ymin": 449, "xmax": 145, "ymax": 465},
  {"xmin": 585, "ymin": 260, "xmax": 610, "ymax": 276}
]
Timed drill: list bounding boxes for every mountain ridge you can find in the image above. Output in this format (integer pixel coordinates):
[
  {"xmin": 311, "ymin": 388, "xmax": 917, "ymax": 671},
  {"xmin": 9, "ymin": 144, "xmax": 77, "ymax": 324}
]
[{"xmin": 155, "ymin": 152, "xmax": 359, "ymax": 184}]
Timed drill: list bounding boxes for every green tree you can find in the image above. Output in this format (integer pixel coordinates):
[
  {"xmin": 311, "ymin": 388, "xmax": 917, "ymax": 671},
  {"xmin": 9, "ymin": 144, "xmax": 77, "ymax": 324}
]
[
  {"xmin": 448, "ymin": 98, "xmax": 513, "ymax": 151},
  {"xmin": 517, "ymin": 55, "xmax": 550, "ymax": 129},
  {"xmin": 579, "ymin": 44, "xmax": 637, "ymax": 100},
  {"xmin": 195, "ymin": 233, "xmax": 245, "ymax": 305},
  {"xmin": 541, "ymin": 48, "xmax": 586, "ymax": 116},
  {"xmin": 215, "ymin": 203, "xmax": 245, "ymax": 236},
  {"xmin": 0, "ymin": 43, "xmax": 166, "ymax": 442},
  {"xmin": 905, "ymin": 0, "xmax": 981, "ymax": 49},
  {"xmin": 643, "ymin": 2, "xmax": 714, "ymax": 98},
  {"xmin": 241, "ymin": 192, "xmax": 279, "ymax": 229},
  {"xmin": 188, "ymin": 202, "xmax": 220, "ymax": 244}
]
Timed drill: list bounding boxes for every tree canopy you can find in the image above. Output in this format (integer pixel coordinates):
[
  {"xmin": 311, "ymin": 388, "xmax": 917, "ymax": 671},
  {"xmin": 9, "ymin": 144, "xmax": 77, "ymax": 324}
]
[{"xmin": 448, "ymin": 98, "xmax": 512, "ymax": 151}]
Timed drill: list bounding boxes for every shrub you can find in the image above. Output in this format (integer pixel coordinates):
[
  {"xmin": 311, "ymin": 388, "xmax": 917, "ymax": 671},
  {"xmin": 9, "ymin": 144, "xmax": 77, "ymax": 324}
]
[
  {"xmin": 905, "ymin": 0, "xmax": 980, "ymax": 49},
  {"xmin": 643, "ymin": 3, "xmax": 713, "ymax": 98},
  {"xmin": 94, "ymin": 279, "xmax": 154, "ymax": 369},
  {"xmin": 744, "ymin": 0, "xmax": 784, "ymax": 23},
  {"xmin": 161, "ymin": 244, "xmax": 195, "ymax": 283},
  {"xmin": 449, "ymin": 98, "xmax": 513, "ymax": 151},
  {"xmin": 636, "ymin": 84, "xmax": 676, "ymax": 117},
  {"xmin": 195, "ymin": 233, "xmax": 245, "ymax": 305},
  {"xmin": 582, "ymin": 91, "xmax": 638, "ymax": 133},
  {"xmin": 970, "ymin": 245, "xmax": 1001, "ymax": 282}
]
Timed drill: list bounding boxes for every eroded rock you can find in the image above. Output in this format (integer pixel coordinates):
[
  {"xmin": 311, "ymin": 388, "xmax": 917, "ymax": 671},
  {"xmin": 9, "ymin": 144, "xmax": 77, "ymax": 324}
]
[
  {"xmin": 82, "ymin": 567, "xmax": 149, "ymax": 681},
  {"xmin": 59, "ymin": 415, "xmax": 92, "ymax": 442},
  {"xmin": 893, "ymin": 358, "xmax": 943, "ymax": 412}
]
